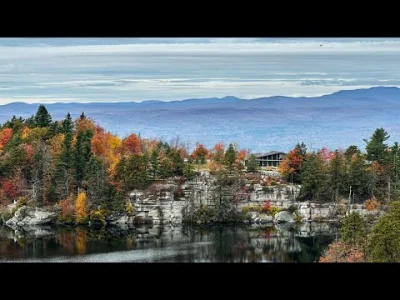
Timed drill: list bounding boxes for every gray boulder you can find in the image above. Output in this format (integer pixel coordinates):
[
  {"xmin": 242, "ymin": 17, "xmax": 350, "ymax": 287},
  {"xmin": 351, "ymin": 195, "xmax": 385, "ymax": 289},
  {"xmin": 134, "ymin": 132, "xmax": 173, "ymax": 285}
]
[
  {"xmin": 274, "ymin": 211, "xmax": 294, "ymax": 223},
  {"xmin": 5, "ymin": 206, "xmax": 56, "ymax": 229},
  {"xmin": 259, "ymin": 215, "xmax": 274, "ymax": 224}
]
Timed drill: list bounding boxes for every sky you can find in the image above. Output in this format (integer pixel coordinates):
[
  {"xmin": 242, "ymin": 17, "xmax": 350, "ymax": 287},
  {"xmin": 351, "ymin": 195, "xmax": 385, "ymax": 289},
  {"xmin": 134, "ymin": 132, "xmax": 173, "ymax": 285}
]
[{"xmin": 1, "ymin": 38, "xmax": 400, "ymax": 104}]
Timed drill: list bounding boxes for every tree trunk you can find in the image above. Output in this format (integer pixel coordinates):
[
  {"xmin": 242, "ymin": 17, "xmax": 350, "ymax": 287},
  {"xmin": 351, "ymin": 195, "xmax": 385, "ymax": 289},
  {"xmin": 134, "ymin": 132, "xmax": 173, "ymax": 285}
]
[{"xmin": 348, "ymin": 185, "xmax": 352, "ymax": 213}]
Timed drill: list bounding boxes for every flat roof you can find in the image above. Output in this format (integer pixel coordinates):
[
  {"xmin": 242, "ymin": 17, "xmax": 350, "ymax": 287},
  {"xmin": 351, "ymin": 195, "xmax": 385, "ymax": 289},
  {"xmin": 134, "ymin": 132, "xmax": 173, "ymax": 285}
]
[{"xmin": 247, "ymin": 151, "xmax": 287, "ymax": 158}]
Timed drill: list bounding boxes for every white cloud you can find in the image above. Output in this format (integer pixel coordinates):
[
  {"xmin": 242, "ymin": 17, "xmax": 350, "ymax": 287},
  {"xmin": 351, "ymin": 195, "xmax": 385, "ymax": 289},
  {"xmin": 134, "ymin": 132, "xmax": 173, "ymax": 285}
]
[{"xmin": 1, "ymin": 38, "xmax": 400, "ymax": 104}]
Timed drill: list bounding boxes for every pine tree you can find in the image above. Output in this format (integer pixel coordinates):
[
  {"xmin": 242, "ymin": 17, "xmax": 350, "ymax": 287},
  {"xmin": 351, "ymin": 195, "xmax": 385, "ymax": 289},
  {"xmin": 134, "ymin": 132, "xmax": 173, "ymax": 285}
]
[
  {"xmin": 33, "ymin": 105, "xmax": 52, "ymax": 128},
  {"xmin": 55, "ymin": 113, "xmax": 75, "ymax": 199},
  {"xmin": 299, "ymin": 153, "xmax": 326, "ymax": 201},
  {"xmin": 246, "ymin": 154, "xmax": 259, "ymax": 172},
  {"xmin": 328, "ymin": 150, "xmax": 346, "ymax": 203},
  {"xmin": 74, "ymin": 130, "xmax": 94, "ymax": 188},
  {"xmin": 224, "ymin": 143, "xmax": 236, "ymax": 172},
  {"xmin": 364, "ymin": 128, "xmax": 390, "ymax": 163},
  {"xmin": 295, "ymin": 142, "xmax": 307, "ymax": 156}
]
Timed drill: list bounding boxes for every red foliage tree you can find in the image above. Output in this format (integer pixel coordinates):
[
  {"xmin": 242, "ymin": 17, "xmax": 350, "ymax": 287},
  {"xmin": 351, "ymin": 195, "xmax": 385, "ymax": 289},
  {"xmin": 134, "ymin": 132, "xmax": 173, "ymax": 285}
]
[
  {"xmin": 2, "ymin": 180, "xmax": 19, "ymax": 199},
  {"xmin": 320, "ymin": 147, "xmax": 335, "ymax": 165}
]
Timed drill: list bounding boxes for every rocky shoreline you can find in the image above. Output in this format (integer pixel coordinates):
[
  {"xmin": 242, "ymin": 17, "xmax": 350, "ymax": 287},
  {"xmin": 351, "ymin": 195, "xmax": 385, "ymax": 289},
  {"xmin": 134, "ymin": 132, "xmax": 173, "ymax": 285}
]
[{"xmin": 0, "ymin": 173, "xmax": 384, "ymax": 232}]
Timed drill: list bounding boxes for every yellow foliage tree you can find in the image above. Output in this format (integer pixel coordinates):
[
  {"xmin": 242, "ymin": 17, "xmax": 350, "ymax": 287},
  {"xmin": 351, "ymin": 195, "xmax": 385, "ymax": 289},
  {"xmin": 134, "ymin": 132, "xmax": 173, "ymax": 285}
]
[
  {"xmin": 21, "ymin": 127, "xmax": 31, "ymax": 140},
  {"xmin": 49, "ymin": 133, "xmax": 65, "ymax": 158},
  {"xmin": 75, "ymin": 191, "xmax": 88, "ymax": 224}
]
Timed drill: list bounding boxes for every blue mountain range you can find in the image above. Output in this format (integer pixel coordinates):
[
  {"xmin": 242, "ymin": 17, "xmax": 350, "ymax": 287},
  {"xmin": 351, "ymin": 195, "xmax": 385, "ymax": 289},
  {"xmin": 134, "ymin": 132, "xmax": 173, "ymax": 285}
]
[{"xmin": 1, "ymin": 86, "xmax": 400, "ymax": 153}]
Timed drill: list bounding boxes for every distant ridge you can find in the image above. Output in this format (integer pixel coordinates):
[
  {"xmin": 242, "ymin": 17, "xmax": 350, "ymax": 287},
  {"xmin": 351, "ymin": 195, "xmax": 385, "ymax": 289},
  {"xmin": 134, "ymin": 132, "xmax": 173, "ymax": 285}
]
[
  {"xmin": 3, "ymin": 86, "xmax": 400, "ymax": 107},
  {"xmin": 2, "ymin": 86, "xmax": 400, "ymax": 153}
]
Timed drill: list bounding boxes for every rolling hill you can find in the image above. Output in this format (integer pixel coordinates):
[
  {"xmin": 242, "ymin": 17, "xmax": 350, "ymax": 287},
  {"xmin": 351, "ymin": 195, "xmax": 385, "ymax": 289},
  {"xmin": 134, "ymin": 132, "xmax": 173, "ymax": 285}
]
[{"xmin": 1, "ymin": 86, "xmax": 400, "ymax": 153}]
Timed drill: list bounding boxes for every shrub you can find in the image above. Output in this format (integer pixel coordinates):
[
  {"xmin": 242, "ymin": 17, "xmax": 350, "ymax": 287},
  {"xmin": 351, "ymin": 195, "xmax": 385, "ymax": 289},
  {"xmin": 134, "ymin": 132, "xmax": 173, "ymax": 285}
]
[
  {"xmin": 264, "ymin": 200, "xmax": 271, "ymax": 213},
  {"xmin": 336, "ymin": 205, "xmax": 347, "ymax": 216},
  {"xmin": 319, "ymin": 241, "xmax": 365, "ymax": 263},
  {"xmin": 364, "ymin": 197, "xmax": 381, "ymax": 211},
  {"xmin": 241, "ymin": 205, "xmax": 251, "ymax": 214},
  {"xmin": 293, "ymin": 211, "xmax": 303, "ymax": 223},
  {"xmin": 269, "ymin": 206, "xmax": 283, "ymax": 216},
  {"xmin": 241, "ymin": 205, "xmax": 264, "ymax": 214},
  {"xmin": 89, "ymin": 209, "xmax": 106, "ymax": 226},
  {"xmin": 189, "ymin": 205, "xmax": 216, "ymax": 223},
  {"xmin": 58, "ymin": 195, "xmax": 75, "ymax": 223},
  {"xmin": 16, "ymin": 196, "xmax": 28, "ymax": 209},
  {"xmin": 263, "ymin": 186, "xmax": 272, "ymax": 194},
  {"xmin": 125, "ymin": 200, "xmax": 136, "ymax": 216},
  {"xmin": 287, "ymin": 204, "xmax": 297, "ymax": 214},
  {"xmin": 0, "ymin": 211, "xmax": 13, "ymax": 223}
]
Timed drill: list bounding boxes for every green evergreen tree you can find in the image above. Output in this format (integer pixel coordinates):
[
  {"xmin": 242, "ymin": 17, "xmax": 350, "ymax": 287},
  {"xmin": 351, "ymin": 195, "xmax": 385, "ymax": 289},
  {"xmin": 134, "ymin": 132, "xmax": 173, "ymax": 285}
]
[
  {"xmin": 74, "ymin": 130, "xmax": 94, "ymax": 188},
  {"xmin": 364, "ymin": 128, "xmax": 390, "ymax": 163},
  {"xmin": 295, "ymin": 142, "xmax": 307, "ymax": 156},
  {"xmin": 328, "ymin": 150, "xmax": 346, "ymax": 203},
  {"xmin": 246, "ymin": 154, "xmax": 259, "ymax": 172},
  {"xmin": 224, "ymin": 143, "xmax": 236, "ymax": 172},
  {"xmin": 369, "ymin": 201, "xmax": 400, "ymax": 262},
  {"xmin": 84, "ymin": 156, "xmax": 108, "ymax": 207},
  {"xmin": 150, "ymin": 149, "xmax": 159, "ymax": 179},
  {"xmin": 299, "ymin": 153, "xmax": 326, "ymax": 201},
  {"xmin": 344, "ymin": 145, "xmax": 361, "ymax": 161},
  {"xmin": 55, "ymin": 113, "xmax": 75, "ymax": 199},
  {"xmin": 340, "ymin": 212, "xmax": 368, "ymax": 247},
  {"xmin": 33, "ymin": 105, "xmax": 52, "ymax": 128},
  {"xmin": 183, "ymin": 161, "xmax": 196, "ymax": 179}
]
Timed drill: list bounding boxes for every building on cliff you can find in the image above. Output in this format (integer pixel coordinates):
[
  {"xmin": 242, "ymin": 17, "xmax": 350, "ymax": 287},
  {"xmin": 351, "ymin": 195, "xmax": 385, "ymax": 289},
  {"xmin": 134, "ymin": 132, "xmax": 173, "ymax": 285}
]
[{"xmin": 246, "ymin": 151, "xmax": 287, "ymax": 167}]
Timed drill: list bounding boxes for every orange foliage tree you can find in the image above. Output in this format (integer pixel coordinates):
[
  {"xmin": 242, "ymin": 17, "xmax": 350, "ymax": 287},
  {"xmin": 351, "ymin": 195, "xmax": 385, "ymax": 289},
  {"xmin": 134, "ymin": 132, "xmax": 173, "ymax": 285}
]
[
  {"xmin": 211, "ymin": 142, "xmax": 225, "ymax": 162},
  {"xmin": 364, "ymin": 197, "xmax": 381, "ymax": 211},
  {"xmin": 91, "ymin": 128, "xmax": 123, "ymax": 178},
  {"xmin": 122, "ymin": 133, "xmax": 142, "ymax": 155},
  {"xmin": 319, "ymin": 241, "xmax": 366, "ymax": 263},
  {"xmin": 191, "ymin": 143, "xmax": 209, "ymax": 164},
  {"xmin": 278, "ymin": 148, "xmax": 305, "ymax": 183},
  {"xmin": 74, "ymin": 115, "xmax": 96, "ymax": 133},
  {"xmin": 49, "ymin": 133, "xmax": 65, "ymax": 158},
  {"xmin": 0, "ymin": 128, "xmax": 13, "ymax": 150},
  {"xmin": 235, "ymin": 149, "xmax": 248, "ymax": 170}
]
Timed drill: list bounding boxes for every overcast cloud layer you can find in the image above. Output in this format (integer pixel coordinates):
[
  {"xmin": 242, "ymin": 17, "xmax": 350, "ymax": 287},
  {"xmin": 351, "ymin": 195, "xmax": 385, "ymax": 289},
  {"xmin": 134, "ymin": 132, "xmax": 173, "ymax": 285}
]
[{"xmin": 1, "ymin": 38, "xmax": 400, "ymax": 104}]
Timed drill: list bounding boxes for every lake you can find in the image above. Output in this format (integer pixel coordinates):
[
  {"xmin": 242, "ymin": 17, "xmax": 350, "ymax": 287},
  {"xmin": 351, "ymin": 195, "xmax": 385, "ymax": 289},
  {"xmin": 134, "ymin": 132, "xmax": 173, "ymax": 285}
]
[{"xmin": 0, "ymin": 223, "xmax": 337, "ymax": 262}]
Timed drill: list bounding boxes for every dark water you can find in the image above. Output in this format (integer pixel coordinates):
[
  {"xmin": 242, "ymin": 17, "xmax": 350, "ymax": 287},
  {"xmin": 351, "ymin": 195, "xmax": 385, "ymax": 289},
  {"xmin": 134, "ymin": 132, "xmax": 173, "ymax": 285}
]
[{"xmin": 0, "ymin": 223, "xmax": 337, "ymax": 262}]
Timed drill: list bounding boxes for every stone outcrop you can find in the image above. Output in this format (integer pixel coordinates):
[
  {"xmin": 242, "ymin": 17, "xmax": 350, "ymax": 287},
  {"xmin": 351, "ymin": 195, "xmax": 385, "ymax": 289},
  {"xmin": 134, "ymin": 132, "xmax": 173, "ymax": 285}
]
[
  {"xmin": 132, "ymin": 172, "xmax": 302, "ymax": 225},
  {"xmin": 296, "ymin": 202, "xmax": 337, "ymax": 221},
  {"xmin": 5, "ymin": 206, "xmax": 56, "ymax": 230},
  {"xmin": 274, "ymin": 211, "xmax": 294, "ymax": 223}
]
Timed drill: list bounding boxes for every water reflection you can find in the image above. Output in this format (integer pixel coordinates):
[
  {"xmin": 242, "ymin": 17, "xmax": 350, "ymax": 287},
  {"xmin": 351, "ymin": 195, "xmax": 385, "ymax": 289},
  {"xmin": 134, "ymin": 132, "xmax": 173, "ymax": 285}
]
[{"xmin": 0, "ymin": 223, "xmax": 337, "ymax": 262}]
